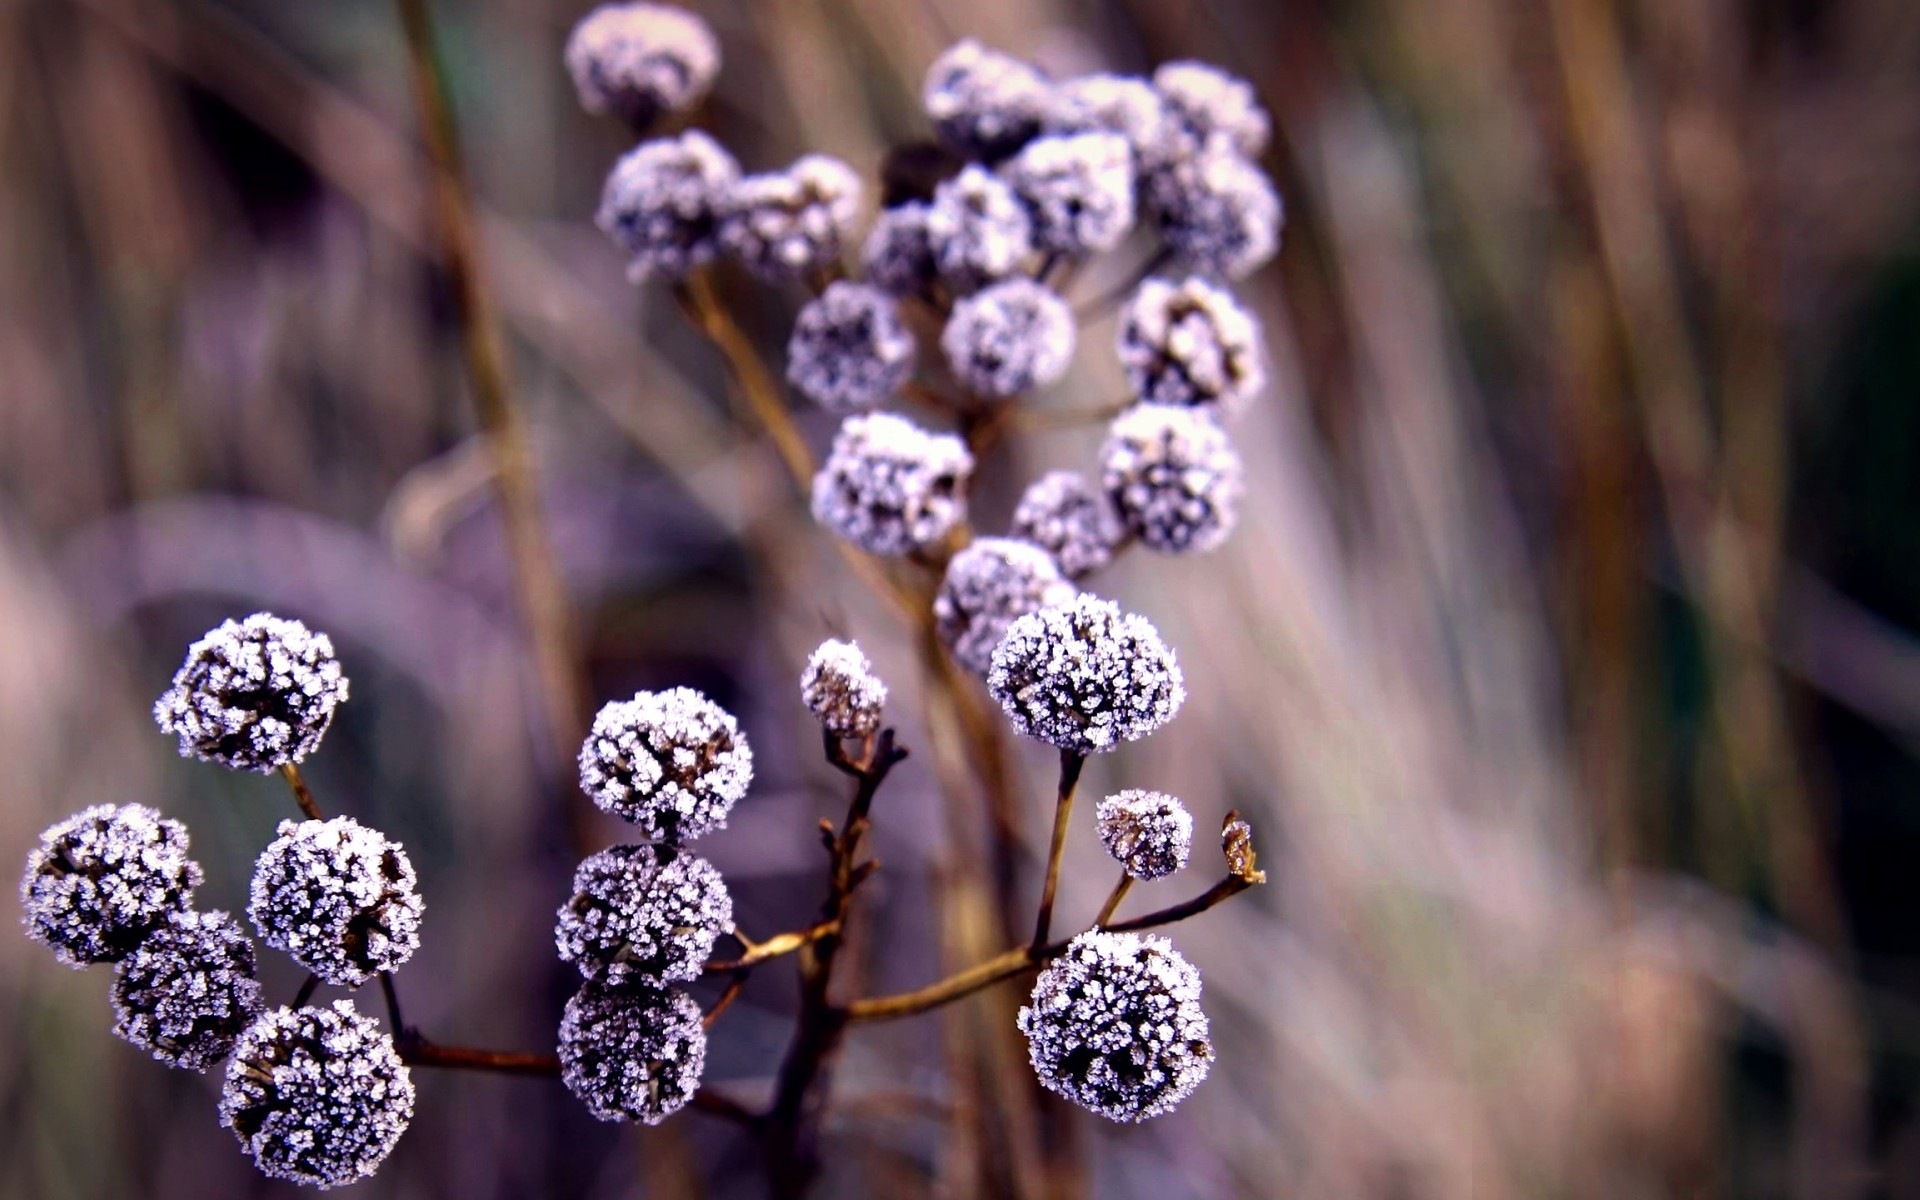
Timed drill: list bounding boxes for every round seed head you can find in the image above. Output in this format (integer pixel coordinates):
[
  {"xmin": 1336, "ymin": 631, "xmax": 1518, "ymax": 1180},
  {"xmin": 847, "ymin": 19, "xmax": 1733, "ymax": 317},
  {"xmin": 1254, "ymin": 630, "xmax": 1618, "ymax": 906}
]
[
  {"xmin": 719, "ymin": 154, "xmax": 862, "ymax": 280},
  {"xmin": 1045, "ymin": 73, "xmax": 1179, "ymax": 174},
  {"xmin": 598, "ymin": 130, "xmax": 740, "ymax": 281},
  {"xmin": 810, "ymin": 412, "xmax": 974, "ymax": 557},
  {"xmin": 111, "ymin": 909, "xmax": 264, "ymax": 1072},
  {"xmin": 220, "ymin": 1001, "xmax": 413, "ymax": 1189},
  {"xmin": 1017, "ymin": 930, "xmax": 1213, "ymax": 1122},
  {"xmin": 154, "ymin": 612, "xmax": 348, "ymax": 773},
  {"xmin": 1152, "ymin": 60, "xmax": 1271, "ymax": 158},
  {"xmin": 922, "ymin": 39, "xmax": 1051, "ymax": 160},
  {"xmin": 247, "ymin": 818, "xmax": 423, "ymax": 988},
  {"xmin": 786, "ymin": 282, "xmax": 916, "ymax": 412},
  {"xmin": 861, "ymin": 202, "xmax": 939, "ymax": 297},
  {"xmin": 559, "ymin": 981, "xmax": 705, "ymax": 1124},
  {"xmin": 20, "ymin": 804, "xmax": 201, "ymax": 967},
  {"xmin": 934, "ymin": 538, "xmax": 1074, "ymax": 675},
  {"xmin": 800, "ymin": 639, "xmax": 888, "ymax": 739},
  {"xmin": 1101, "ymin": 404, "xmax": 1244, "ymax": 554},
  {"xmin": 987, "ymin": 594, "xmax": 1184, "ymax": 753},
  {"xmin": 941, "ymin": 278, "xmax": 1076, "ymax": 398},
  {"xmin": 565, "ymin": 3, "xmax": 720, "ymax": 127},
  {"xmin": 1002, "ymin": 132, "xmax": 1136, "ymax": 257},
  {"xmin": 555, "ymin": 844, "xmax": 732, "ymax": 987},
  {"xmin": 1144, "ymin": 143, "xmax": 1282, "ymax": 280},
  {"xmin": 1095, "ymin": 791, "xmax": 1194, "ymax": 882},
  {"xmin": 928, "ymin": 165, "xmax": 1034, "ymax": 294},
  {"xmin": 578, "ymin": 687, "xmax": 753, "ymax": 843},
  {"xmin": 1117, "ymin": 275, "xmax": 1266, "ymax": 413},
  {"xmin": 1010, "ymin": 470, "xmax": 1125, "ymax": 581}
]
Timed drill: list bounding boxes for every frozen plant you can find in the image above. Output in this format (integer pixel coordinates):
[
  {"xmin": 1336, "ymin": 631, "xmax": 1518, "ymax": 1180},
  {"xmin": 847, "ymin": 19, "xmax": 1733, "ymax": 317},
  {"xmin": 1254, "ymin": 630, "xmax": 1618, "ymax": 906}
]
[
  {"xmin": 578, "ymin": 687, "xmax": 753, "ymax": 843},
  {"xmin": 1117, "ymin": 275, "xmax": 1267, "ymax": 413},
  {"xmin": 811, "ymin": 412, "xmax": 974, "ymax": 557},
  {"xmin": 987, "ymin": 593, "xmax": 1185, "ymax": 754},
  {"xmin": 154, "ymin": 612, "xmax": 348, "ymax": 773},
  {"xmin": 555, "ymin": 843, "xmax": 732, "ymax": 986},
  {"xmin": 1102, "ymin": 403, "xmax": 1246, "ymax": 554},
  {"xmin": 1096, "ymin": 791, "xmax": 1195, "ymax": 882},
  {"xmin": 941, "ymin": 277, "xmax": 1077, "ymax": 398},
  {"xmin": 1045, "ymin": 73, "xmax": 1179, "ymax": 174},
  {"xmin": 20, "ymin": 804, "xmax": 201, "ymax": 967},
  {"xmin": 786, "ymin": 282, "xmax": 917, "ymax": 412},
  {"xmin": 922, "ymin": 39, "xmax": 1050, "ymax": 161},
  {"xmin": 559, "ymin": 981, "xmax": 706, "ymax": 1124},
  {"xmin": 1145, "ymin": 140, "xmax": 1283, "ymax": 280},
  {"xmin": 934, "ymin": 538, "xmax": 1075, "ymax": 675},
  {"xmin": 801, "ymin": 638, "xmax": 889, "ymax": 740},
  {"xmin": 598, "ymin": 131, "xmax": 741, "ymax": 281},
  {"xmin": 719, "ymin": 154, "xmax": 863, "ymax": 280},
  {"xmin": 111, "ymin": 908, "xmax": 264, "ymax": 1072},
  {"xmin": 1010, "ymin": 470, "xmax": 1126, "ymax": 580},
  {"xmin": 248, "ymin": 817, "xmax": 424, "ymax": 988},
  {"xmin": 1152, "ymin": 60, "xmax": 1271, "ymax": 158},
  {"xmin": 1002, "ymin": 131, "xmax": 1136, "ymax": 257},
  {"xmin": 565, "ymin": 2, "xmax": 720, "ymax": 128},
  {"xmin": 927, "ymin": 164, "xmax": 1034, "ymax": 293},
  {"xmin": 861, "ymin": 201, "xmax": 939, "ymax": 297}
]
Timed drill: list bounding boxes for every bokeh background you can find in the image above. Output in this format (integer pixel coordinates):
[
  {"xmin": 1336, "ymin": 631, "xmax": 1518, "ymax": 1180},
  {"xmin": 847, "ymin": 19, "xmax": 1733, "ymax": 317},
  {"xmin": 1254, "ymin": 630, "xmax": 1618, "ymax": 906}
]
[{"xmin": 4, "ymin": 0, "xmax": 1920, "ymax": 1196}]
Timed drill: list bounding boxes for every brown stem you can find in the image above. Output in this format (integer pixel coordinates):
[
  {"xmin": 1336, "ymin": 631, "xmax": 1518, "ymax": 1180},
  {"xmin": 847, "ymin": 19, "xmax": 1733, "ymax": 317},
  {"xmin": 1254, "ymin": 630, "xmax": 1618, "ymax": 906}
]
[
  {"xmin": 704, "ymin": 972, "xmax": 750, "ymax": 1031},
  {"xmin": 292, "ymin": 973, "xmax": 321, "ymax": 1009},
  {"xmin": 671, "ymin": 270, "xmax": 815, "ymax": 489},
  {"xmin": 1031, "ymin": 750, "xmax": 1086, "ymax": 949},
  {"xmin": 703, "ymin": 920, "xmax": 840, "ymax": 972},
  {"xmin": 278, "ymin": 763, "xmax": 323, "ymax": 821},
  {"xmin": 400, "ymin": 1038, "xmax": 560, "ymax": 1077},
  {"xmin": 1092, "ymin": 871, "xmax": 1133, "ymax": 928}
]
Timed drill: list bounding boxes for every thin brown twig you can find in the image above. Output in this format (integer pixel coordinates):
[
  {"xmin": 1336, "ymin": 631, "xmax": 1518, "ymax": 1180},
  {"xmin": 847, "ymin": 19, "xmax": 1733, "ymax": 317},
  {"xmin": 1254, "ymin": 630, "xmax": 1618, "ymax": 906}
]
[
  {"xmin": 1031, "ymin": 750, "xmax": 1086, "ymax": 949},
  {"xmin": 672, "ymin": 270, "xmax": 816, "ymax": 488},
  {"xmin": 399, "ymin": 1039, "xmax": 560, "ymax": 1077},
  {"xmin": 292, "ymin": 973, "xmax": 321, "ymax": 1009},
  {"xmin": 278, "ymin": 763, "xmax": 323, "ymax": 821},
  {"xmin": 1092, "ymin": 871, "xmax": 1133, "ymax": 928},
  {"xmin": 704, "ymin": 972, "xmax": 751, "ymax": 1030},
  {"xmin": 704, "ymin": 920, "xmax": 841, "ymax": 972}
]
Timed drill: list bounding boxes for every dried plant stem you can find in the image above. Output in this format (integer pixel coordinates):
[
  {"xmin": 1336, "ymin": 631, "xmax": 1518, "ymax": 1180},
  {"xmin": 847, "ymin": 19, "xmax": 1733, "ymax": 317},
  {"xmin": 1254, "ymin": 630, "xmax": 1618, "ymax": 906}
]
[
  {"xmin": 703, "ymin": 972, "xmax": 750, "ymax": 1031},
  {"xmin": 672, "ymin": 271, "xmax": 815, "ymax": 488},
  {"xmin": 705, "ymin": 920, "xmax": 840, "ymax": 972},
  {"xmin": 1092, "ymin": 872, "xmax": 1132, "ymax": 928},
  {"xmin": 292, "ymin": 973, "xmax": 321, "ymax": 1009},
  {"xmin": 400, "ymin": 1039, "xmax": 560, "ymax": 1077},
  {"xmin": 1031, "ymin": 751, "xmax": 1087, "ymax": 949},
  {"xmin": 278, "ymin": 763, "xmax": 323, "ymax": 821}
]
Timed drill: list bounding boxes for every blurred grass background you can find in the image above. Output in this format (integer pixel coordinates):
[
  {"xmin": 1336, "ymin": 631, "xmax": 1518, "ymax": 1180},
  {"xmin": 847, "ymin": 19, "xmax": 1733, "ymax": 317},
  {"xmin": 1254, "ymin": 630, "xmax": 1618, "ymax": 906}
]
[{"xmin": 3, "ymin": 0, "xmax": 1920, "ymax": 1196}]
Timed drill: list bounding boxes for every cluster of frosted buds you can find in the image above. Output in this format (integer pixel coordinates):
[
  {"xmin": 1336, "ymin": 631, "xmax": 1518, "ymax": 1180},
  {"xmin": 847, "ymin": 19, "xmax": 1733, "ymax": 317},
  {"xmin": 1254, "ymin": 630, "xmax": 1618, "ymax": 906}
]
[
  {"xmin": 1145, "ymin": 146, "xmax": 1281, "ymax": 281},
  {"xmin": 555, "ymin": 843, "xmax": 732, "ymax": 987},
  {"xmin": 1118, "ymin": 276, "xmax": 1265, "ymax": 413},
  {"xmin": 861, "ymin": 202, "xmax": 938, "ymax": 297},
  {"xmin": 934, "ymin": 538, "xmax": 1074, "ymax": 675},
  {"xmin": 248, "ymin": 817, "xmax": 424, "ymax": 988},
  {"xmin": 1043, "ymin": 74, "xmax": 1180, "ymax": 173},
  {"xmin": 565, "ymin": 2, "xmax": 720, "ymax": 128},
  {"xmin": 719, "ymin": 154, "xmax": 863, "ymax": 281},
  {"xmin": 598, "ymin": 131, "xmax": 740, "ymax": 281},
  {"xmin": 928, "ymin": 165, "xmax": 1034, "ymax": 294},
  {"xmin": 558, "ymin": 982, "xmax": 706, "ymax": 1124},
  {"xmin": 111, "ymin": 909, "xmax": 265, "ymax": 1072},
  {"xmin": 942, "ymin": 278, "xmax": 1077, "ymax": 398},
  {"xmin": 578, "ymin": 688, "xmax": 754, "ymax": 843},
  {"xmin": 1018, "ymin": 931, "xmax": 1213, "ymax": 1122},
  {"xmin": 1095, "ymin": 791, "xmax": 1194, "ymax": 882},
  {"xmin": 922, "ymin": 38, "xmax": 1051, "ymax": 161},
  {"xmin": 1153, "ymin": 61, "xmax": 1272, "ymax": 159},
  {"xmin": 20, "ymin": 804, "xmax": 202, "ymax": 967},
  {"xmin": 219, "ymin": 1000, "xmax": 414, "ymax": 1188},
  {"xmin": 987, "ymin": 593, "xmax": 1184, "ymax": 754},
  {"xmin": 153, "ymin": 612, "xmax": 348, "ymax": 773},
  {"xmin": 1002, "ymin": 131, "xmax": 1136, "ymax": 257},
  {"xmin": 811, "ymin": 412, "xmax": 974, "ymax": 556},
  {"xmin": 800, "ymin": 638, "xmax": 889, "ymax": 739},
  {"xmin": 1011, "ymin": 471, "xmax": 1125, "ymax": 580},
  {"xmin": 786, "ymin": 282, "xmax": 916, "ymax": 412},
  {"xmin": 1101, "ymin": 404, "xmax": 1245, "ymax": 554}
]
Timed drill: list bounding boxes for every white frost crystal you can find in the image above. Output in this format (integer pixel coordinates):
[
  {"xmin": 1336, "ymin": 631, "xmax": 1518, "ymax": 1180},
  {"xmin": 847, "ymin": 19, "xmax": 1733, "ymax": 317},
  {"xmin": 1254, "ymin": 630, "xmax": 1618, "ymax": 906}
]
[
  {"xmin": 861, "ymin": 202, "xmax": 939, "ymax": 297},
  {"xmin": 220, "ymin": 1000, "xmax": 414, "ymax": 1189},
  {"xmin": 111, "ymin": 908, "xmax": 264, "ymax": 1071},
  {"xmin": 1117, "ymin": 276, "xmax": 1265, "ymax": 412},
  {"xmin": 811, "ymin": 412, "xmax": 974, "ymax": 557},
  {"xmin": 922, "ymin": 39, "xmax": 1051, "ymax": 160},
  {"xmin": 1010, "ymin": 470, "xmax": 1125, "ymax": 580},
  {"xmin": 720, "ymin": 154, "xmax": 862, "ymax": 280},
  {"xmin": 579, "ymin": 688, "xmax": 753, "ymax": 843},
  {"xmin": 928, "ymin": 165, "xmax": 1034, "ymax": 294},
  {"xmin": 1002, "ymin": 132, "xmax": 1136, "ymax": 257},
  {"xmin": 1045, "ymin": 73, "xmax": 1178, "ymax": 173},
  {"xmin": 1018, "ymin": 930, "xmax": 1213, "ymax": 1122},
  {"xmin": 248, "ymin": 818, "xmax": 423, "ymax": 988},
  {"xmin": 20, "ymin": 804, "xmax": 201, "ymax": 967},
  {"xmin": 598, "ymin": 130, "xmax": 740, "ymax": 281},
  {"xmin": 565, "ymin": 2, "xmax": 720, "ymax": 126},
  {"xmin": 786, "ymin": 282, "xmax": 916, "ymax": 412},
  {"xmin": 1152, "ymin": 60, "xmax": 1271, "ymax": 158},
  {"xmin": 1144, "ymin": 141, "xmax": 1282, "ymax": 281},
  {"xmin": 559, "ymin": 981, "xmax": 706, "ymax": 1124},
  {"xmin": 1102, "ymin": 404, "xmax": 1244, "ymax": 554},
  {"xmin": 154, "ymin": 612, "xmax": 348, "ymax": 773},
  {"xmin": 800, "ymin": 639, "xmax": 888, "ymax": 739},
  {"xmin": 1095, "ymin": 790, "xmax": 1194, "ymax": 882},
  {"xmin": 941, "ymin": 278, "xmax": 1076, "ymax": 398},
  {"xmin": 555, "ymin": 844, "xmax": 732, "ymax": 987},
  {"xmin": 933, "ymin": 538, "xmax": 1074, "ymax": 676},
  {"xmin": 986, "ymin": 593, "xmax": 1184, "ymax": 753}
]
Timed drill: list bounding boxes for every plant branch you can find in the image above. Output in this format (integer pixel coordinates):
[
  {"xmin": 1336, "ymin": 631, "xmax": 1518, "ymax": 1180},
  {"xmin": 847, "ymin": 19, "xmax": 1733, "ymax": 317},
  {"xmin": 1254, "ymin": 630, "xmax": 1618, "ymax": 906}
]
[
  {"xmin": 1032, "ymin": 750, "xmax": 1087, "ymax": 949},
  {"xmin": 278, "ymin": 763, "xmax": 324, "ymax": 821},
  {"xmin": 704, "ymin": 920, "xmax": 841, "ymax": 972},
  {"xmin": 1093, "ymin": 871, "xmax": 1133, "ymax": 928},
  {"xmin": 671, "ymin": 270, "xmax": 815, "ymax": 489},
  {"xmin": 292, "ymin": 973, "xmax": 321, "ymax": 1009}
]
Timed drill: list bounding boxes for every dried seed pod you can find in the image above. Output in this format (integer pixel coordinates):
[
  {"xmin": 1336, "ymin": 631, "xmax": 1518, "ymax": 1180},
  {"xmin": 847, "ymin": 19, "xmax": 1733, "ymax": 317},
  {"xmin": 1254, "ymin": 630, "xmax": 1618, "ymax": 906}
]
[
  {"xmin": 111, "ymin": 909, "xmax": 264, "ymax": 1071},
  {"xmin": 555, "ymin": 844, "xmax": 732, "ymax": 987},
  {"xmin": 564, "ymin": 3, "xmax": 721, "ymax": 128},
  {"xmin": 786, "ymin": 282, "xmax": 917, "ymax": 412},
  {"xmin": 922, "ymin": 39, "xmax": 1051, "ymax": 161},
  {"xmin": 1095, "ymin": 790, "xmax": 1194, "ymax": 881},
  {"xmin": 579, "ymin": 688, "xmax": 753, "ymax": 843},
  {"xmin": 719, "ymin": 155, "xmax": 862, "ymax": 280},
  {"xmin": 20, "ymin": 804, "xmax": 201, "ymax": 967},
  {"xmin": 1116, "ymin": 275, "xmax": 1265, "ymax": 413},
  {"xmin": 1002, "ymin": 132, "xmax": 1136, "ymax": 257},
  {"xmin": 861, "ymin": 202, "xmax": 939, "ymax": 297},
  {"xmin": 1144, "ymin": 142, "xmax": 1282, "ymax": 281},
  {"xmin": 941, "ymin": 278, "xmax": 1076, "ymax": 398},
  {"xmin": 154, "ymin": 613, "xmax": 348, "ymax": 773},
  {"xmin": 1152, "ymin": 60, "xmax": 1271, "ymax": 158},
  {"xmin": 558, "ymin": 980, "xmax": 705, "ymax": 1124},
  {"xmin": 598, "ymin": 130, "xmax": 740, "ymax": 281},
  {"xmin": 927, "ymin": 165, "xmax": 1033, "ymax": 294},
  {"xmin": 810, "ymin": 412, "xmax": 974, "ymax": 557},
  {"xmin": 247, "ymin": 818, "xmax": 423, "ymax": 988},
  {"xmin": 1045, "ymin": 73, "xmax": 1179, "ymax": 175},
  {"xmin": 1101, "ymin": 404, "xmax": 1244, "ymax": 554},
  {"xmin": 987, "ymin": 594, "xmax": 1184, "ymax": 753},
  {"xmin": 1010, "ymin": 470, "xmax": 1125, "ymax": 581},
  {"xmin": 800, "ymin": 639, "xmax": 888, "ymax": 740},
  {"xmin": 933, "ymin": 538, "xmax": 1074, "ymax": 675}
]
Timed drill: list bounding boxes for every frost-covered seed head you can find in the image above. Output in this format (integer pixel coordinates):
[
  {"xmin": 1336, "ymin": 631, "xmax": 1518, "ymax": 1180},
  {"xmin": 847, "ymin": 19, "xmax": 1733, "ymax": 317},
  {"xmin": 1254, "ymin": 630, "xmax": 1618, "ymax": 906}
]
[
  {"xmin": 810, "ymin": 413, "xmax": 974, "ymax": 557},
  {"xmin": 1152, "ymin": 61, "xmax": 1271, "ymax": 158},
  {"xmin": 800, "ymin": 639, "xmax": 888, "ymax": 739},
  {"xmin": 1145, "ymin": 143, "xmax": 1282, "ymax": 280},
  {"xmin": 564, "ymin": 3, "xmax": 720, "ymax": 127},
  {"xmin": 1017, "ymin": 930, "xmax": 1212, "ymax": 1122},
  {"xmin": 786, "ymin": 282, "xmax": 916, "ymax": 413},
  {"xmin": 1101, "ymin": 404, "xmax": 1244, "ymax": 554},
  {"xmin": 987, "ymin": 594, "xmax": 1185, "ymax": 753},
  {"xmin": 555, "ymin": 844, "xmax": 732, "ymax": 987},
  {"xmin": 719, "ymin": 155, "xmax": 862, "ymax": 280},
  {"xmin": 1002, "ymin": 132, "xmax": 1136, "ymax": 257},
  {"xmin": 922, "ymin": 39, "xmax": 1051, "ymax": 161},
  {"xmin": 220, "ymin": 1001, "xmax": 413, "ymax": 1189},
  {"xmin": 559, "ymin": 981, "xmax": 705, "ymax": 1124},
  {"xmin": 597, "ymin": 131, "xmax": 740, "ymax": 281},
  {"xmin": 934, "ymin": 538, "xmax": 1074, "ymax": 676},
  {"xmin": 861, "ymin": 202, "xmax": 939, "ymax": 297},
  {"xmin": 247, "ymin": 818, "xmax": 423, "ymax": 988},
  {"xmin": 941, "ymin": 278, "xmax": 1076, "ymax": 398},
  {"xmin": 21, "ymin": 805, "xmax": 200, "ymax": 967},
  {"xmin": 1095, "ymin": 791, "xmax": 1194, "ymax": 882},
  {"xmin": 1045, "ymin": 74, "xmax": 1179, "ymax": 174},
  {"xmin": 111, "ymin": 909, "xmax": 264, "ymax": 1072},
  {"xmin": 1010, "ymin": 470, "xmax": 1125, "ymax": 580},
  {"xmin": 1117, "ymin": 276, "xmax": 1266, "ymax": 413},
  {"xmin": 928, "ymin": 165, "xmax": 1034, "ymax": 294},
  {"xmin": 579, "ymin": 687, "xmax": 752, "ymax": 843},
  {"xmin": 154, "ymin": 613, "xmax": 348, "ymax": 773}
]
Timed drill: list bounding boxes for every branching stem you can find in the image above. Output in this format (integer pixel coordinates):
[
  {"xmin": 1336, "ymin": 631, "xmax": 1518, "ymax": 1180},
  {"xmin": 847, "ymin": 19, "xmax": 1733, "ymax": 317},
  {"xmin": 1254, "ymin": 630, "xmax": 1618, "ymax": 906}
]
[{"xmin": 1032, "ymin": 750, "xmax": 1087, "ymax": 949}]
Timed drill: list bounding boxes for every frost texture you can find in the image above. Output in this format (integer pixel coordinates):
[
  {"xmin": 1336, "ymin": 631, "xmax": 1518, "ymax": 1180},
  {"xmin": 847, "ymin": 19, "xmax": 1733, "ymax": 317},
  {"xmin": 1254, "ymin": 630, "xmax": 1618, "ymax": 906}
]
[
  {"xmin": 20, "ymin": 804, "xmax": 201, "ymax": 967},
  {"xmin": 220, "ymin": 1001, "xmax": 413, "ymax": 1189},
  {"xmin": 719, "ymin": 155, "xmax": 862, "ymax": 280},
  {"xmin": 1010, "ymin": 470, "xmax": 1124, "ymax": 581},
  {"xmin": 111, "ymin": 908, "xmax": 264, "ymax": 1072},
  {"xmin": 248, "ymin": 818, "xmax": 423, "ymax": 988},
  {"xmin": 1117, "ymin": 275, "xmax": 1266, "ymax": 412},
  {"xmin": 928, "ymin": 165, "xmax": 1033, "ymax": 294},
  {"xmin": 1002, "ymin": 132, "xmax": 1136, "ymax": 257},
  {"xmin": 1095, "ymin": 791, "xmax": 1194, "ymax": 882},
  {"xmin": 154, "ymin": 612, "xmax": 348, "ymax": 773},
  {"xmin": 1018, "ymin": 931, "xmax": 1213, "ymax": 1122},
  {"xmin": 786, "ymin": 282, "xmax": 916, "ymax": 412},
  {"xmin": 555, "ymin": 844, "xmax": 732, "ymax": 987},
  {"xmin": 579, "ymin": 687, "xmax": 753, "ymax": 843},
  {"xmin": 801, "ymin": 639, "xmax": 888, "ymax": 739},
  {"xmin": 861, "ymin": 202, "xmax": 938, "ymax": 297},
  {"xmin": 987, "ymin": 594, "xmax": 1185, "ymax": 753},
  {"xmin": 922, "ymin": 39, "xmax": 1051, "ymax": 160},
  {"xmin": 564, "ymin": 2, "xmax": 720, "ymax": 127},
  {"xmin": 559, "ymin": 981, "xmax": 706, "ymax": 1124},
  {"xmin": 934, "ymin": 538, "xmax": 1074, "ymax": 676},
  {"xmin": 1152, "ymin": 60, "xmax": 1271, "ymax": 158},
  {"xmin": 1102, "ymin": 404, "xmax": 1244, "ymax": 554},
  {"xmin": 942, "ymin": 278, "xmax": 1076, "ymax": 398},
  {"xmin": 1144, "ymin": 142, "xmax": 1282, "ymax": 280},
  {"xmin": 811, "ymin": 412, "xmax": 974, "ymax": 557},
  {"xmin": 1045, "ymin": 73, "xmax": 1178, "ymax": 174},
  {"xmin": 597, "ymin": 131, "xmax": 740, "ymax": 281}
]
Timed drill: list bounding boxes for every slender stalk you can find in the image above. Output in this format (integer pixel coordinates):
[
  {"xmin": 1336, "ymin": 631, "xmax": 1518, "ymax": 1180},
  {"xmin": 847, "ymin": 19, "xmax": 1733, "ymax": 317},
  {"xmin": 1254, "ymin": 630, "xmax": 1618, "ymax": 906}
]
[
  {"xmin": 704, "ymin": 972, "xmax": 750, "ymax": 1031},
  {"xmin": 400, "ymin": 1039, "xmax": 559, "ymax": 1077},
  {"xmin": 671, "ymin": 270, "xmax": 815, "ymax": 489},
  {"xmin": 1031, "ymin": 750, "xmax": 1086, "ymax": 949},
  {"xmin": 379, "ymin": 971, "xmax": 407, "ymax": 1034},
  {"xmin": 292, "ymin": 973, "xmax": 321, "ymax": 1009},
  {"xmin": 703, "ymin": 920, "xmax": 840, "ymax": 972},
  {"xmin": 278, "ymin": 763, "xmax": 323, "ymax": 821},
  {"xmin": 1092, "ymin": 871, "xmax": 1133, "ymax": 928}
]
